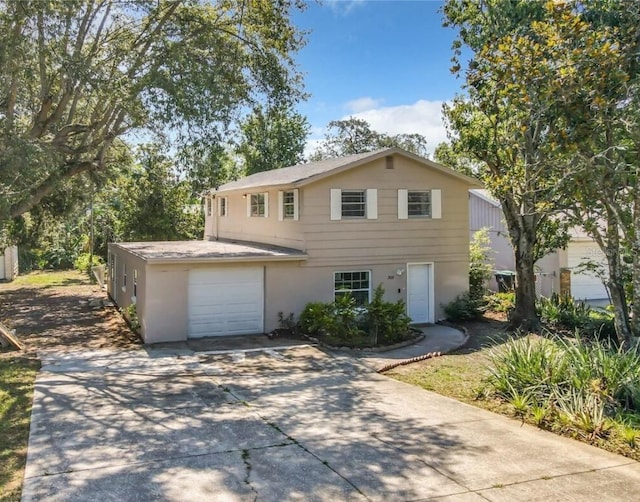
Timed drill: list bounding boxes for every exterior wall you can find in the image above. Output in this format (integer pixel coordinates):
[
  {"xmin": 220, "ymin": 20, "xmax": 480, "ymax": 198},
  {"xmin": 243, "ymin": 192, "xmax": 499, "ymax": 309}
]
[
  {"xmin": 301, "ymin": 156, "xmax": 470, "ymax": 269},
  {"xmin": 1, "ymin": 246, "xmax": 18, "ymax": 281},
  {"xmin": 107, "ymin": 244, "xmax": 147, "ymax": 338},
  {"xmin": 205, "ymin": 189, "xmax": 305, "ymax": 250}
]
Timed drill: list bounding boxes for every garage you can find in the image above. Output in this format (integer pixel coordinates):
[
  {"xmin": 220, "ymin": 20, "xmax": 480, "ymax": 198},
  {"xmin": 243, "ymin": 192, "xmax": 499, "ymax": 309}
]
[
  {"xmin": 567, "ymin": 242, "xmax": 609, "ymax": 300},
  {"xmin": 188, "ymin": 266, "xmax": 264, "ymax": 337}
]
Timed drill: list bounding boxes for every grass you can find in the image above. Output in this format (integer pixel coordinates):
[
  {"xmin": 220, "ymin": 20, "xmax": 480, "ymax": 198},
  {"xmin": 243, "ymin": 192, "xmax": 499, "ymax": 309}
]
[
  {"xmin": 0, "ymin": 355, "xmax": 40, "ymax": 502},
  {"xmin": 6, "ymin": 269, "xmax": 90, "ymax": 288},
  {"xmin": 388, "ymin": 315, "xmax": 640, "ymax": 461}
]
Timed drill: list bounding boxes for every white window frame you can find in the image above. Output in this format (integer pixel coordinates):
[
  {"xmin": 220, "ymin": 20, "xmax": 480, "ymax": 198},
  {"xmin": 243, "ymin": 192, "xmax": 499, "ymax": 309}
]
[
  {"xmin": 133, "ymin": 269, "xmax": 138, "ymax": 299},
  {"xmin": 333, "ymin": 270, "xmax": 371, "ymax": 305},
  {"xmin": 330, "ymin": 189, "xmax": 377, "ymax": 220},
  {"xmin": 398, "ymin": 189, "xmax": 441, "ymax": 220},
  {"xmin": 122, "ymin": 263, "xmax": 127, "ymax": 293},
  {"xmin": 248, "ymin": 192, "xmax": 268, "ymax": 218},
  {"xmin": 206, "ymin": 197, "xmax": 212, "ymax": 216},
  {"xmin": 278, "ymin": 189, "xmax": 299, "ymax": 221},
  {"xmin": 219, "ymin": 196, "xmax": 228, "ymax": 217}
]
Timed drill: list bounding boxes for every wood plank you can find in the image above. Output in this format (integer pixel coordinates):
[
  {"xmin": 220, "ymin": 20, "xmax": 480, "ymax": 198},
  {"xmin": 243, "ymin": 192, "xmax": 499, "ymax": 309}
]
[{"xmin": 0, "ymin": 321, "xmax": 23, "ymax": 350}]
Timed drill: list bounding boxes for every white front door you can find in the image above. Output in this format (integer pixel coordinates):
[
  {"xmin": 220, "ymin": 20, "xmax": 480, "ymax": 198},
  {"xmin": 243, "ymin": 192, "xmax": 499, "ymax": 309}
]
[
  {"xmin": 407, "ymin": 263, "xmax": 433, "ymax": 323},
  {"xmin": 188, "ymin": 267, "xmax": 264, "ymax": 337}
]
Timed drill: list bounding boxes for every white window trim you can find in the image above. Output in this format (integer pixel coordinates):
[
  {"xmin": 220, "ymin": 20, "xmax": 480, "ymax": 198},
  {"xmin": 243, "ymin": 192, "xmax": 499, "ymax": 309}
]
[
  {"xmin": 206, "ymin": 197, "xmax": 212, "ymax": 216},
  {"xmin": 247, "ymin": 192, "xmax": 269, "ymax": 218},
  {"xmin": 218, "ymin": 196, "xmax": 228, "ymax": 217},
  {"xmin": 333, "ymin": 270, "xmax": 372, "ymax": 304},
  {"xmin": 122, "ymin": 263, "xmax": 127, "ymax": 293},
  {"xmin": 133, "ymin": 269, "xmax": 138, "ymax": 299},
  {"xmin": 330, "ymin": 189, "xmax": 377, "ymax": 220},
  {"xmin": 278, "ymin": 189, "xmax": 299, "ymax": 221},
  {"xmin": 398, "ymin": 189, "xmax": 442, "ymax": 220}
]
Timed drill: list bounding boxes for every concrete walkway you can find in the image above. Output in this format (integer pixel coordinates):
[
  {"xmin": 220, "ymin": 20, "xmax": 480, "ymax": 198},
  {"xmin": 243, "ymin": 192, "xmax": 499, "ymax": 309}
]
[{"xmin": 22, "ymin": 337, "xmax": 640, "ymax": 501}]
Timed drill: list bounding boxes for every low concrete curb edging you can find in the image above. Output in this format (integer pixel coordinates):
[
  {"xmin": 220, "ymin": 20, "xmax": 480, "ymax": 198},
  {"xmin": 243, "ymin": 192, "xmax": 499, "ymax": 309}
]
[{"xmin": 376, "ymin": 323, "xmax": 470, "ymax": 374}]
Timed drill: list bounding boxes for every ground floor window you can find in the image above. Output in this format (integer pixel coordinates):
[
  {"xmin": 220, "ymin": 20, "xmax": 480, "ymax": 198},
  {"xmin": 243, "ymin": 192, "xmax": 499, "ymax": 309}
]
[{"xmin": 334, "ymin": 270, "xmax": 371, "ymax": 305}]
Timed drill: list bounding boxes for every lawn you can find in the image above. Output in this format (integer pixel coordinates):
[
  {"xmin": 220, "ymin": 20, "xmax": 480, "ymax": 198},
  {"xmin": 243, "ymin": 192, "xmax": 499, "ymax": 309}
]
[
  {"xmin": 5, "ymin": 269, "xmax": 90, "ymax": 289},
  {"xmin": 0, "ymin": 355, "xmax": 39, "ymax": 502},
  {"xmin": 388, "ymin": 314, "xmax": 640, "ymax": 461}
]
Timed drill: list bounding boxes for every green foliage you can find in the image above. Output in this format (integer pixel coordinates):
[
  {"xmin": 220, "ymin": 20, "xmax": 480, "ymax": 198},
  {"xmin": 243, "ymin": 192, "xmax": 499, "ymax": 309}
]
[
  {"xmin": 236, "ymin": 105, "xmax": 309, "ymax": 175},
  {"xmin": 310, "ymin": 118, "xmax": 430, "ymax": 160},
  {"xmin": 469, "ymin": 228, "xmax": 493, "ymax": 302},
  {"xmin": 117, "ymin": 144, "xmax": 203, "ymax": 242},
  {"xmin": 485, "ymin": 335, "xmax": 640, "ymax": 438},
  {"xmin": 366, "ymin": 285, "xmax": 412, "ymax": 345},
  {"xmin": 537, "ymin": 294, "xmax": 616, "ymax": 343},
  {"xmin": 444, "ymin": 292, "xmax": 483, "ymax": 321},
  {"xmin": 74, "ymin": 253, "xmax": 104, "ymax": 274},
  {"xmin": 484, "ymin": 292, "xmax": 515, "ymax": 314},
  {"xmin": 298, "ymin": 285, "xmax": 412, "ymax": 347},
  {"xmin": 123, "ymin": 304, "xmax": 140, "ymax": 332},
  {"xmin": 0, "ymin": 0, "xmax": 305, "ymax": 223}
]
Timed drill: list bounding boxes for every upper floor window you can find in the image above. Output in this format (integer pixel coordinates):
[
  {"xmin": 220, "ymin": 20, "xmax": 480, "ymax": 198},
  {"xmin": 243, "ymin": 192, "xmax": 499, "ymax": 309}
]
[
  {"xmin": 330, "ymin": 189, "xmax": 378, "ymax": 221},
  {"xmin": 342, "ymin": 190, "xmax": 366, "ymax": 218},
  {"xmin": 248, "ymin": 192, "xmax": 268, "ymax": 218},
  {"xmin": 283, "ymin": 191, "xmax": 295, "ymax": 219},
  {"xmin": 398, "ymin": 189, "xmax": 441, "ymax": 220},
  {"xmin": 219, "ymin": 196, "xmax": 228, "ymax": 217},
  {"xmin": 278, "ymin": 189, "xmax": 298, "ymax": 221},
  {"xmin": 408, "ymin": 191, "xmax": 431, "ymax": 217}
]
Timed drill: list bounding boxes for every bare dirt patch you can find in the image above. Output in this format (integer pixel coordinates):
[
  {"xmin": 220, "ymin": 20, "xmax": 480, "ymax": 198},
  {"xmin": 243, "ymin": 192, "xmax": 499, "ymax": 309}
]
[{"xmin": 0, "ymin": 270, "xmax": 141, "ymax": 356}]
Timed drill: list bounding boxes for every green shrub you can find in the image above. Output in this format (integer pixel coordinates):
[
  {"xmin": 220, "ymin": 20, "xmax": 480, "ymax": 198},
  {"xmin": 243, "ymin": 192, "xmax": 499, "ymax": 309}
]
[
  {"xmin": 485, "ymin": 335, "xmax": 640, "ymax": 437},
  {"xmin": 74, "ymin": 253, "xmax": 104, "ymax": 273},
  {"xmin": 366, "ymin": 285, "xmax": 412, "ymax": 345},
  {"xmin": 298, "ymin": 285, "xmax": 412, "ymax": 347},
  {"xmin": 444, "ymin": 291, "xmax": 483, "ymax": 321},
  {"xmin": 469, "ymin": 229, "xmax": 493, "ymax": 302},
  {"xmin": 484, "ymin": 291, "xmax": 515, "ymax": 314}
]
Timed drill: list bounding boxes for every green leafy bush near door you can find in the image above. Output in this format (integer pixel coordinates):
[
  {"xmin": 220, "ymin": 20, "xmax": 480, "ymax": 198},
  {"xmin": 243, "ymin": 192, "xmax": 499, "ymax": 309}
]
[{"xmin": 296, "ymin": 285, "xmax": 414, "ymax": 348}]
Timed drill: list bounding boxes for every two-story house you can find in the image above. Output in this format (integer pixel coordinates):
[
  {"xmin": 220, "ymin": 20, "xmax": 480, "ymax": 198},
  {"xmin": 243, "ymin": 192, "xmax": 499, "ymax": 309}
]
[{"xmin": 107, "ymin": 148, "xmax": 481, "ymax": 343}]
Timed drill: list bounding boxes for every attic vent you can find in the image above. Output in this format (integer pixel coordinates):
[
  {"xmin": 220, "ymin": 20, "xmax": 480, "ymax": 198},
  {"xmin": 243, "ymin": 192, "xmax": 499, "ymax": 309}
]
[{"xmin": 385, "ymin": 156, "xmax": 394, "ymax": 169}]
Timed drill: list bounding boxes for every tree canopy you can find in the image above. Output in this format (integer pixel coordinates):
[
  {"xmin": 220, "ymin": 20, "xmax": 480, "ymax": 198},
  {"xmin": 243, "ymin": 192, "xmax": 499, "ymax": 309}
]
[
  {"xmin": 310, "ymin": 118, "xmax": 430, "ymax": 160},
  {"xmin": 0, "ymin": 0, "xmax": 306, "ymax": 226}
]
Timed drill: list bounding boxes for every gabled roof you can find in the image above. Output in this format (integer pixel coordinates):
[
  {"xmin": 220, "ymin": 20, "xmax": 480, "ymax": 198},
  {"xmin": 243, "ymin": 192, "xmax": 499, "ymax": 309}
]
[
  {"xmin": 470, "ymin": 189, "xmax": 501, "ymax": 208},
  {"xmin": 211, "ymin": 147, "xmax": 482, "ymax": 194}
]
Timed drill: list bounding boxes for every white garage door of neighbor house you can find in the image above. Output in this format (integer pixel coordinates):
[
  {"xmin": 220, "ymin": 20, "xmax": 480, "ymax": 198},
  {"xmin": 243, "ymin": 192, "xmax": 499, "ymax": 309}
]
[
  {"xmin": 188, "ymin": 267, "xmax": 264, "ymax": 337},
  {"xmin": 407, "ymin": 263, "xmax": 434, "ymax": 324},
  {"xmin": 567, "ymin": 242, "xmax": 609, "ymax": 300},
  {"xmin": 0, "ymin": 254, "xmax": 5, "ymax": 280}
]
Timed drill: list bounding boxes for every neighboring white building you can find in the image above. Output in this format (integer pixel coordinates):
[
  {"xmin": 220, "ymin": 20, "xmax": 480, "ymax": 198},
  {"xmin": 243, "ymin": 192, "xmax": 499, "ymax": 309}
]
[
  {"xmin": 0, "ymin": 246, "xmax": 19, "ymax": 281},
  {"xmin": 469, "ymin": 189, "xmax": 608, "ymax": 301}
]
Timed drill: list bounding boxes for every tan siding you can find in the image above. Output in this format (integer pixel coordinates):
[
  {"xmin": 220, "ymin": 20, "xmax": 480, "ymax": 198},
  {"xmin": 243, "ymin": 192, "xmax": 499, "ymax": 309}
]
[
  {"xmin": 302, "ymin": 156, "xmax": 470, "ymax": 267},
  {"xmin": 211, "ymin": 188, "xmax": 305, "ymax": 250}
]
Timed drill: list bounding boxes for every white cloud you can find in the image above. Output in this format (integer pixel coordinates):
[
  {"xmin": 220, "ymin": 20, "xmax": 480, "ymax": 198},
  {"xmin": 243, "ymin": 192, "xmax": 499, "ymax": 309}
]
[
  {"xmin": 344, "ymin": 96, "xmax": 383, "ymax": 113},
  {"xmin": 349, "ymin": 99, "xmax": 449, "ymax": 156},
  {"xmin": 325, "ymin": 0, "xmax": 366, "ymax": 16}
]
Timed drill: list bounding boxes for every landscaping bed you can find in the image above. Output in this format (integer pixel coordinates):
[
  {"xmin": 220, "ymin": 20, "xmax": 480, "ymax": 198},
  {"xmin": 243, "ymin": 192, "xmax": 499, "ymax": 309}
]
[{"xmin": 388, "ymin": 312, "xmax": 640, "ymax": 462}]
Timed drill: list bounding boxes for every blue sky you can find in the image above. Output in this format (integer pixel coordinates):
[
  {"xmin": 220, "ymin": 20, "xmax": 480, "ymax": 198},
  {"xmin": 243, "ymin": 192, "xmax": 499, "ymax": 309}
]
[{"xmin": 292, "ymin": 0, "xmax": 465, "ymax": 156}]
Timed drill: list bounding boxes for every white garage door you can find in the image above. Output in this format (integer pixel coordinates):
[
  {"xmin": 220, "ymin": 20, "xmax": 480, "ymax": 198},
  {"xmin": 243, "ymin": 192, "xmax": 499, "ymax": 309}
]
[
  {"xmin": 407, "ymin": 263, "xmax": 434, "ymax": 323},
  {"xmin": 188, "ymin": 267, "xmax": 264, "ymax": 338},
  {"xmin": 567, "ymin": 242, "xmax": 608, "ymax": 300},
  {"xmin": 0, "ymin": 254, "xmax": 5, "ymax": 280}
]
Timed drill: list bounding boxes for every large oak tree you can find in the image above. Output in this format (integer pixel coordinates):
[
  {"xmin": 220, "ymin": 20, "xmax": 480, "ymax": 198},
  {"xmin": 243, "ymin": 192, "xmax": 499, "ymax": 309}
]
[{"xmin": 0, "ymin": 0, "xmax": 305, "ymax": 226}]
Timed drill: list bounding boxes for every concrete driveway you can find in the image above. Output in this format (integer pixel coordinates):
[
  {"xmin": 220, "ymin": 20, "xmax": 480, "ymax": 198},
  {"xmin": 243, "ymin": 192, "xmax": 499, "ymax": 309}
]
[{"xmin": 22, "ymin": 344, "xmax": 640, "ymax": 501}]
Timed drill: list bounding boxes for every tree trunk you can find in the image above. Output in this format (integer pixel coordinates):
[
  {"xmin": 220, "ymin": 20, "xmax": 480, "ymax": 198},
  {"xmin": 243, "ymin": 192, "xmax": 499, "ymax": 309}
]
[
  {"xmin": 632, "ymin": 176, "xmax": 640, "ymax": 339},
  {"xmin": 510, "ymin": 236, "xmax": 539, "ymax": 331}
]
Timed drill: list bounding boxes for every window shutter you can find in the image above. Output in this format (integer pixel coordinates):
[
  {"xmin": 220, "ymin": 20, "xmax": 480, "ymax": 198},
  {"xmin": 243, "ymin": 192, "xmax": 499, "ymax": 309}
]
[
  {"xmin": 397, "ymin": 189, "xmax": 408, "ymax": 220},
  {"xmin": 293, "ymin": 189, "xmax": 299, "ymax": 221},
  {"xmin": 330, "ymin": 189, "xmax": 342, "ymax": 220},
  {"xmin": 246, "ymin": 195, "xmax": 251, "ymax": 217},
  {"xmin": 366, "ymin": 189, "xmax": 378, "ymax": 220},
  {"xmin": 264, "ymin": 192, "xmax": 269, "ymax": 218},
  {"xmin": 278, "ymin": 191, "xmax": 284, "ymax": 221},
  {"xmin": 431, "ymin": 189, "xmax": 442, "ymax": 219}
]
